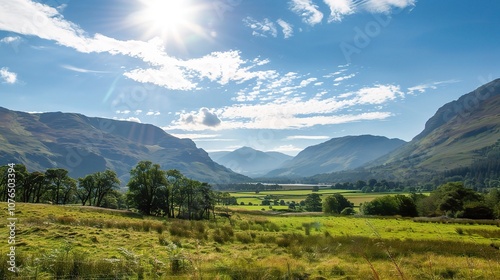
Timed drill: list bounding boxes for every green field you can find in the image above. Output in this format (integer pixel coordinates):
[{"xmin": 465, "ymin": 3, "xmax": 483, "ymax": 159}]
[
  {"xmin": 1, "ymin": 203, "xmax": 499, "ymax": 279},
  {"xmin": 228, "ymin": 189, "xmax": 406, "ymax": 209}
]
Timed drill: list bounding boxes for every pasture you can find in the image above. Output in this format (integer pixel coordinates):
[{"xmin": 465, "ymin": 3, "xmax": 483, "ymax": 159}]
[{"xmin": 1, "ymin": 203, "xmax": 499, "ymax": 279}]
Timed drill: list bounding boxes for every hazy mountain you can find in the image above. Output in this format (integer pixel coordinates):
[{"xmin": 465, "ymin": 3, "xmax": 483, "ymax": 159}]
[
  {"xmin": 0, "ymin": 107, "xmax": 250, "ymax": 184},
  {"xmin": 212, "ymin": 146, "xmax": 293, "ymax": 177},
  {"xmin": 365, "ymin": 78, "xmax": 500, "ymax": 177},
  {"xmin": 208, "ymin": 151, "xmax": 231, "ymax": 162},
  {"xmin": 266, "ymin": 135, "xmax": 406, "ymax": 178}
]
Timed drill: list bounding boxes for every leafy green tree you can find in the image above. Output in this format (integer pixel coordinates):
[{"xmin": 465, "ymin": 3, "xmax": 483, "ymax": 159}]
[
  {"xmin": 361, "ymin": 195, "xmax": 399, "ymax": 216},
  {"xmin": 45, "ymin": 168, "xmax": 75, "ymax": 204},
  {"xmin": 304, "ymin": 193, "xmax": 322, "ymax": 212},
  {"xmin": 25, "ymin": 171, "xmax": 47, "ymax": 203},
  {"xmin": 323, "ymin": 193, "xmax": 353, "ymax": 214},
  {"xmin": 127, "ymin": 161, "xmax": 167, "ymax": 215},
  {"xmin": 94, "ymin": 170, "xmax": 120, "ymax": 207},
  {"xmin": 418, "ymin": 182, "xmax": 482, "ymax": 216},
  {"xmin": 77, "ymin": 174, "xmax": 96, "ymax": 206}
]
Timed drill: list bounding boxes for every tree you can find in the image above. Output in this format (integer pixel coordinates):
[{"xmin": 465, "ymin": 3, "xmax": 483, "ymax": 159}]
[
  {"xmin": 77, "ymin": 174, "xmax": 96, "ymax": 206},
  {"xmin": 361, "ymin": 195, "xmax": 399, "ymax": 216},
  {"xmin": 77, "ymin": 170, "xmax": 120, "ymax": 207},
  {"xmin": 94, "ymin": 170, "xmax": 120, "ymax": 207},
  {"xmin": 304, "ymin": 193, "xmax": 322, "ymax": 212},
  {"xmin": 323, "ymin": 193, "xmax": 353, "ymax": 214},
  {"xmin": 361, "ymin": 195, "xmax": 418, "ymax": 217},
  {"xmin": 127, "ymin": 161, "xmax": 167, "ymax": 215},
  {"xmin": 25, "ymin": 171, "xmax": 47, "ymax": 203},
  {"xmin": 423, "ymin": 182, "xmax": 482, "ymax": 217},
  {"xmin": 45, "ymin": 168, "xmax": 74, "ymax": 204}
]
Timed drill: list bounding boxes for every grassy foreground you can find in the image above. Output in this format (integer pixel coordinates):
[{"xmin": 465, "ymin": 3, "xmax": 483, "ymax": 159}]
[{"xmin": 1, "ymin": 203, "xmax": 500, "ymax": 279}]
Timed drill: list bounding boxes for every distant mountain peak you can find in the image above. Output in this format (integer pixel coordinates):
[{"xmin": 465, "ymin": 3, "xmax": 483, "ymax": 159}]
[{"xmin": 266, "ymin": 135, "xmax": 406, "ymax": 178}]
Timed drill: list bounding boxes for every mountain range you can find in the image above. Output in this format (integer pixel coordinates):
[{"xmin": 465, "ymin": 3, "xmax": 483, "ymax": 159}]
[
  {"xmin": 210, "ymin": 147, "xmax": 292, "ymax": 177},
  {"xmin": 1, "ymin": 78, "xmax": 499, "ymax": 184},
  {"xmin": 363, "ymin": 78, "xmax": 500, "ymax": 179},
  {"xmin": 0, "ymin": 108, "xmax": 249, "ymax": 184},
  {"xmin": 265, "ymin": 135, "xmax": 406, "ymax": 178}
]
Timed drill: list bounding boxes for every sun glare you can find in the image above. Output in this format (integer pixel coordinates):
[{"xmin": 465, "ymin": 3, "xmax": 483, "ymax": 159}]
[{"xmin": 132, "ymin": 0, "xmax": 200, "ymax": 42}]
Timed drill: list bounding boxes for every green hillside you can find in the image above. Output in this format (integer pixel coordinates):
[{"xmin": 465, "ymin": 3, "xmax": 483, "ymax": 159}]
[{"xmin": 0, "ymin": 107, "xmax": 249, "ymax": 184}]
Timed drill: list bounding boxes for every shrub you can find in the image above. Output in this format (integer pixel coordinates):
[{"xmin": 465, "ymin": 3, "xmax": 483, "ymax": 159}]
[{"xmin": 235, "ymin": 232, "xmax": 253, "ymax": 244}]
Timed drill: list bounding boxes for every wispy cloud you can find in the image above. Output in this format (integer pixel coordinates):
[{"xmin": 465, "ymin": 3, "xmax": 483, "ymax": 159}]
[
  {"xmin": 289, "ymin": 0, "xmax": 324, "ymax": 26},
  {"xmin": 0, "ymin": 0, "xmax": 276, "ymax": 91},
  {"xmin": 286, "ymin": 135, "xmax": 330, "ymax": 140},
  {"xmin": 0, "ymin": 36, "xmax": 21, "ymax": 44},
  {"xmin": 61, "ymin": 64, "xmax": 110, "ymax": 74},
  {"xmin": 407, "ymin": 79, "xmax": 459, "ymax": 95},
  {"xmin": 146, "ymin": 111, "xmax": 161, "ymax": 116},
  {"xmin": 0, "ymin": 67, "xmax": 17, "ymax": 84},
  {"xmin": 323, "ymin": 0, "xmax": 354, "ymax": 22},
  {"xmin": 321, "ymin": 0, "xmax": 415, "ymax": 23},
  {"xmin": 333, "ymin": 73, "xmax": 356, "ymax": 82},
  {"xmin": 277, "ymin": 19, "xmax": 294, "ymax": 38},
  {"xmin": 114, "ymin": 116, "xmax": 141, "ymax": 123},
  {"xmin": 167, "ymin": 84, "xmax": 403, "ymax": 131},
  {"xmin": 270, "ymin": 144, "xmax": 303, "ymax": 155},
  {"xmin": 363, "ymin": 0, "xmax": 416, "ymax": 13},
  {"xmin": 243, "ymin": 17, "xmax": 278, "ymax": 38},
  {"xmin": 169, "ymin": 133, "xmax": 221, "ymax": 140}
]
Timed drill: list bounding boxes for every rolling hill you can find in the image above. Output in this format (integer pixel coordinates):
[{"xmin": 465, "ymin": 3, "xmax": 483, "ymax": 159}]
[
  {"xmin": 211, "ymin": 146, "xmax": 292, "ymax": 177},
  {"xmin": 0, "ymin": 107, "xmax": 250, "ymax": 184},
  {"xmin": 266, "ymin": 135, "xmax": 406, "ymax": 178}
]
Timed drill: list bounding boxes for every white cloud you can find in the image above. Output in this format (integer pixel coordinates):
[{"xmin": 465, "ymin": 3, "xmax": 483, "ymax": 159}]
[
  {"xmin": 289, "ymin": 0, "xmax": 324, "ymax": 26},
  {"xmin": 115, "ymin": 110, "xmax": 131, "ymax": 114},
  {"xmin": 363, "ymin": 0, "xmax": 416, "ymax": 13},
  {"xmin": 61, "ymin": 64, "xmax": 110, "ymax": 74},
  {"xmin": 0, "ymin": 36, "xmax": 20, "ymax": 44},
  {"xmin": 134, "ymin": 110, "xmax": 143, "ymax": 115},
  {"xmin": 243, "ymin": 17, "xmax": 278, "ymax": 38},
  {"xmin": 169, "ymin": 133, "xmax": 220, "ymax": 140},
  {"xmin": 146, "ymin": 111, "xmax": 161, "ymax": 116},
  {"xmin": 286, "ymin": 135, "xmax": 330, "ymax": 140},
  {"xmin": 323, "ymin": 0, "xmax": 355, "ymax": 22},
  {"xmin": 0, "ymin": 67, "xmax": 17, "ymax": 84},
  {"xmin": 168, "ymin": 84, "xmax": 402, "ymax": 131},
  {"xmin": 276, "ymin": 19, "xmax": 294, "ymax": 38},
  {"xmin": 174, "ymin": 107, "xmax": 222, "ymax": 130},
  {"xmin": 348, "ymin": 84, "xmax": 404, "ymax": 104},
  {"xmin": 114, "ymin": 116, "xmax": 141, "ymax": 123},
  {"xmin": 333, "ymin": 73, "xmax": 356, "ymax": 82},
  {"xmin": 407, "ymin": 80, "xmax": 459, "ymax": 95},
  {"xmin": 270, "ymin": 144, "xmax": 303, "ymax": 155},
  {"xmin": 322, "ymin": 0, "xmax": 415, "ymax": 22},
  {"xmin": 0, "ymin": 0, "xmax": 276, "ymax": 91}
]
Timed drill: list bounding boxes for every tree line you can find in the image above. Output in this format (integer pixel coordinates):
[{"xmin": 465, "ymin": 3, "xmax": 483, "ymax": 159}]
[
  {"xmin": 0, "ymin": 161, "xmax": 222, "ymax": 220},
  {"xmin": 0, "ymin": 165, "xmax": 122, "ymax": 207}
]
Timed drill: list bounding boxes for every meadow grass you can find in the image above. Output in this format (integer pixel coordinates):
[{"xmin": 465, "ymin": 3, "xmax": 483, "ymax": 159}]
[{"xmin": 1, "ymin": 203, "xmax": 499, "ymax": 279}]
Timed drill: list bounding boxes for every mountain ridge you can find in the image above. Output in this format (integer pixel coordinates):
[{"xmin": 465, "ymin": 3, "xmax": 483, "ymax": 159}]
[
  {"xmin": 212, "ymin": 146, "xmax": 292, "ymax": 177},
  {"xmin": 0, "ymin": 107, "xmax": 250, "ymax": 184},
  {"xmin": 266, "ymin": 135, "xmax": 406, "ymax": 178}
]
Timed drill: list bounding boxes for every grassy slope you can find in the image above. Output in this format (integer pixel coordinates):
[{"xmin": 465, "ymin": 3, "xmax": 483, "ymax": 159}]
[{"xmin": 1, "ymin": 203, "xmax": 500, "ymax": 279}]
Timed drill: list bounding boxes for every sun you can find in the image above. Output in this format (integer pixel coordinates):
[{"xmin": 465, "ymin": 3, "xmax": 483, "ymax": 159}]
[{"xmin": 132, "ymin": 0, "xmax": 199, "ymax": 41}]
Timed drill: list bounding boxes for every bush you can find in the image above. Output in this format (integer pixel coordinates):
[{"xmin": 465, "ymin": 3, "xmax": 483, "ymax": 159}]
[{"xmin": 235, "ymin": 232, "xmax": 253, "ymax": 243}]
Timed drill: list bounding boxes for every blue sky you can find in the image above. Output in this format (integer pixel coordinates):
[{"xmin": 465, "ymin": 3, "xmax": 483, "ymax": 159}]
[{"xmin": 1, "ymin": 0, "xmax": 499, "ymax": 155}]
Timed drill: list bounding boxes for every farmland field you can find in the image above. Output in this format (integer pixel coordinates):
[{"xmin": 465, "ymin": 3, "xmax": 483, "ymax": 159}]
[
  {"xmin": 1, "ymin": 203, "xmax": 499, "ymax": 279},
  {"xmin": 227, "ymin": 188, "xmax": 407, "ymax": 209}
]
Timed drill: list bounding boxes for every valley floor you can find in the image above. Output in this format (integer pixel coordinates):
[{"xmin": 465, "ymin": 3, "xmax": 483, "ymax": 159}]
[{"xmin": 1, "ymin": 203, "xmax": 499, "ymax": 279}]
